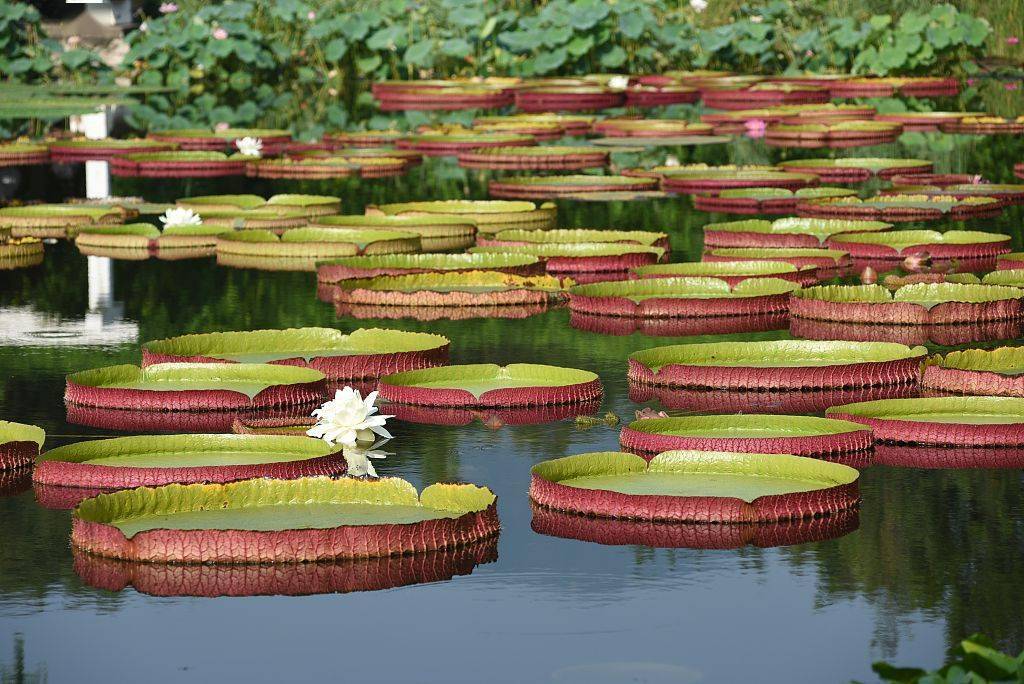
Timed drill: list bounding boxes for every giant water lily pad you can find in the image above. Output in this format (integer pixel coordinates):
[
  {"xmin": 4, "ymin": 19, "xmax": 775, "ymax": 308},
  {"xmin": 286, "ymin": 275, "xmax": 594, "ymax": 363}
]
[
  {"xmin": 694, "ymin": 186, "xmax": 856, "ymax": 215},
  {"xmin": 378, "ymin": 363, "xmax": 601, "ymax": 407},
  {"xmin": 147, "ymin": 128, "xmax": 292, "ymax": 150},
  {"xmin": 568, "ymin": 277, "xmax": 798, "ymax": 318},
  {"xmin": 826, "ymin": 397, "xmax": 1024, "ymax": 446},
  {"xmin": 703, "ymin": 247, "xmax": 851, "ymax": 270},
  {"xmin": 246, "ymin": 156, "xmax": 408, "ymax": 179},
  {"xmin": 48, "ymin": 138, "xmax": 177, "ymax": 159},
  {"xmin": 371, "ymin": 200, "xmax": 556, "ymax": 233},
  {"xmin": 217, "ymin": 228, "xmax": 420, "ymax": 271},
  {"xmin": 312, "ymin": 214, "xmax": 475, "ymax": 253},
  {"xmin": 142, "ymin": 327, "xmax": 449, "ymax": 380},
  {"xmin": 883, "ymin": 183, "xmax": 1024, "ymax": 205},
  {"xmin": 34, "ymin": 434, "xmax": 345, "ymax": 489},
  {"xmin": 765, "ymin": 120, "xmax": 901, "ymax": 147},
  {"xmin": 0, "ymin": 142, "xmax": 49, "ymax": 166},
  {"xmin": 399, "ymin": 133, "xmax": 535, "ymax": 156},
  {"xmin": 619, "ymin": 415, "xmax": 871, "ymax": 464},
  {"xmin": 777, "ymin": 157, "xmax": 932, "ymax": 182},
  {"xmin": 481, "ymin": 228, "xmax": 668, "ymax": 250},
  {"xmin": 71, "ymin": 477, "xmax": 499, "ymax": 563},
  {"xmin": 332, "ymin": 271, "xmax": 565, "ymax": 310},
  {"xmin": 922, "ymin": 347, "xmax": 1024, "ymax": 398},
  {"xmin": 474, "ymin": 113, "xmax": 596, "ymax": 135},
  {"xmin": 791, "ymin": 283, "xmax": 1024, "ymax": 325},
  {"xmin": 457, "ymin": 145, "xmax": 608, "ymax": 170},
  {"xmin": 0, "ymin": 236, "xmax": 44, "ymax": 268},
  {"xmin": 799, "ymin": 195, "xmax": 1003, "ymax": 222},
  {"xmin": 317, "ymin": 253, "xmax": 540, "ymax": 283},
  {"xmin": 0, "ymin": 204, "xmax": 124, "ymax": 238},
  {"xmin": 109, "ymin": 151, "xmax": 248, "ymax": 177},
  {"xmin": 703, "ymin": 217, "xmax": 891, "ymax": 249},
  {"xmin": 75, "ymin": 223, "xmax": 226, "ymax": 259},
  {"xmin": 529, "ymin": 451, "xmax": 859, "ymax": 522},
  {"xmin": 489, "ymin": 175, "xmax": 658, "ymax": 199},
  {"xmin": 591, "ymin": 119, "xmax": 714, "ymax": 137},
  {"xmin": 470, "ymin": 242, "xmax": 663, "ymax": 275},
  {"xmin": 65, "ymin": 363, "xmax": 326, "ymax": 411},
  {"xmin": 628, "ymin": 340, "xmax": 926, "ymax": 389},
  {"xmin": 661, "ymin": 169, "xmax": 819, "ymax": 194},
  {"xmin": 632, "ymin": 260, "xmax": 815, "ymax": 285},
  {"xmin": 177, "ymin": 194, "xmax": 341, "ymax": 217},
  {"xmin": 825, "ymin": 229, "xmax": 1011, "ymax": 260},
  {"xmin": 0, "ymin": 421, "xmax": 45, "ymax": 471}
]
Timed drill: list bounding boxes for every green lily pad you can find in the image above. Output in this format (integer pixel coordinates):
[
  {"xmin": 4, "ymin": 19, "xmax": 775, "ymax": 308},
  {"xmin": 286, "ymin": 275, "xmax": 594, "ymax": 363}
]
[
  {"xmin": 705, "ymin": 218, "xmax": 892, "ymax": 242},
  {"xmin": 829, "ymin": 229, "xmax": 1010, "ymax": 250},
  {"xmin": 826, "ymin": 396, "xmax": 1024, "ymax": 424},
  {"xmin": 333, "ymin": 271, "xmax": 565, "ymax": 296},
  {"xmin": 624, "ymin": 415, "xmax": 868, "ymax": 440},
  {"xmin": 570, "ymin": 277, "xmax": 799, "ymax": 302},
  {"xmin": 794, "ymin": 283, "xmax": 1024, "ymax": 310},
  {"xmin": 933, "ymin": 347, "xmax": 1024, "ymax": 376},
  {"xmin": 372, "ymin": 200, "xmax": 556, "ymax": 233},
  {"xmin": 470, "ymin": 243, "xmax": 664, "ymax": 260},
  {"xmin": 0, "ymin": 420, "xmax": 45, "ymax": 448},
  {"xmin": 705, "ymin": 247, "xmax": 849, "ymax": 264},
  {"xmin": 380, "ymin": 363, "xmax": 598, "ymax": 399},
  {"xmin": 632, "ymin": 260, "xmax": 806, "ymax": 278},
  {"xmin": 67, "ymin": 363, "xmax": 324, "ymax": 400},
  {"xmin": 488, "ymin": 228, "xmax": 667, "ymax": 246},
  {"xmin": 317, "ymin": 253, "xmax": 539, "ymax": 275},
  {"xmin": 778, "ymin": 157, "xmax": 932, "ymax": 172},
  {"xmin": 715, "ymin": 187, "xmax": 857, "ymax": 200},
  {"xmin": 630, "ymin": 340, "xmax": 926, "ymax": 371}
]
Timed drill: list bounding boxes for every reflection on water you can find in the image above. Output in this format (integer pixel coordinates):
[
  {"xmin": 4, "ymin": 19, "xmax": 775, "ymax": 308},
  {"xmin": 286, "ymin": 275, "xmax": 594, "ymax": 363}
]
[{"xmin": 0, "ymin": 128, "xmax": 1023, "ymax": 681}]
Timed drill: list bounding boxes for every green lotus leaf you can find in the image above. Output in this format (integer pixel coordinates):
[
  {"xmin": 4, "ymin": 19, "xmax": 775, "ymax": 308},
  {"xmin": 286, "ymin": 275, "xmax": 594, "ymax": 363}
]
[
  {"xmin": 829, "ymin": 230, "xmax": 1010, "ymax": 249},
  {"xmin": 630, "ymin": 340, "xmax": 927, "ymax": 371},
  {"xmin": 0, "ymin": 420, "xmax": 45, "ymax": 448},
  {"xmin": 143, "ymin": 327, "xmax": 449, "ymax": 364},
  {"xmin": 624, "ymin": 414, "xmax": 869, "ymax": 439},
  {"xmin": 794, "ymin": 283, "xmax": 1024, "ymax": 309},
  {"xmin": 471, "ymin": 243, "xmax": 664, "ymax": 259},
  {"xmin": 334, "ymin": 271, "xmax": 566, "ymax": 294},
  {"xmin": 826, "ymin": 396, "xmax": 1024, "ymax": 424},
  {"xmin": 571, "ymin": 277, "xmax": 799, "ymax": 302},
  {"xmin": 317, "ymin": 253, "xmax": 539, "ymax": 272},
  {"xmin": 490, "ymin": 229, "xmax": 667, "ymax": 246},
  {"xmin": 633, "ymin": 260, "xmax": 804, "ymax": 277},
  {"xmin": 706, "ymin": 247, "xmax": 849, "ymax": 263},
  {"xmin": 68, "ymin": 363, "xmax": 325, "ymax": 399},
  {"xmin": 75, "ymin": 477, "xmax": 495, "ymax": 539},
  {"xmin": 532, "ymin": 450, "xmax": 857, "ymax": 502},
  {"xmin": 381, "ymin": 363, "xmax": 597, "ymax": 399},
  {"xmin": 39, "ymin": 434, "xmax": 341, "ymax": 468},
  {"xmin": 778, "ymin": 157, "xmax": 932, "ymax": 171},
  {"xmin": 705, "ymin": 218, "xmax": 891, "ymax": 241}
]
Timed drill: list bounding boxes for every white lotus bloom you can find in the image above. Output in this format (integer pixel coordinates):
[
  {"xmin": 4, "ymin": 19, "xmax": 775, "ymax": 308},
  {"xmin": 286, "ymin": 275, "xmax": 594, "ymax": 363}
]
[
  {"xmin": 664, "ymin": 154, "xmax": 681, "ymax": 167},
  {"xmin": 750, "ymin": 14, "xmax": 763, "ymax": 23},
  {"xmin": 235, "ymin": 136, "xmax": 263, "ymax": 157},
  {"xmin": 159, "ymin": 207, "xmax": 202, "ymax": 227},
  {"xmin": 307, "ymin": 387, "xmax": 393, "ymax": 448},
  {"xmin": 607, "ymin": 75, "xmax": 630, "ymax": 90},
  {"xmin": 690, "ymin": 0, "xmax": 708, "ymax": 12}
]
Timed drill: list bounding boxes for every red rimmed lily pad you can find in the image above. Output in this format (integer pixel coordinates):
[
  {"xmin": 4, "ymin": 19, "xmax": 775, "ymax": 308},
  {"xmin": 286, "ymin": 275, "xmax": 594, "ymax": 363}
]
[
  {"xmin": 470, "ymin": 242, "xmax": 663, "ymax": 276},
  {"xmin": 71, "ymin": 477, "xmax": 500, "ymax": 563},
  {"xmin": 826, "ymin": 396, "xmax": 1024, "ymax": 446},
  {"xmin": 398, "ymin": 133, "xmax": 535, "ymax": 156},
  {"xmin": 530, "ymin": 503, "xmax": 859, "ymax": 549},
  {"xmin": 375, "ymin": 86, "xmax": 513, "ymax": 112},
  {"xmin": 764, "ymin": 121, "xmax": 902, "ymax": 148},
  {"xmin": 701, "ymin": 83, "xmax": 831, "ymax": 110},
  {"xmin": 246, "ymin": 156, "xmax": 408, "ymax": 179},
  {"xmin": 632, "ymin": 260, "xmax": 816, "ymax": 285},
  {"xmin": 0, "ymin": 421, "xmax": 44, "ymax": 471},
  {"xmin": 939, "ymin": 116, "xmax": 1024, "ymax": 135},
  {"xmin": 922, "ymin": 347, "xmax": 1024, "ymax": 398},
  {"xmin": 142, "ymin": 327, "xmax": 449, "ymax": 381},
  {"xmin": 369, "ymin": 200, "xmax": 557, "ymax": 233},
  {"xmin": 882, "ymin": 183, "xmax": 1024, "ymax": 205},
  {"xmin": 824, "ymin": 230, "xmax": 1011, "ymax": 262},
  {"xmin": 998, "ymin": 253, "xmax": 1024, "ymax": 270},
  {"xmin": 569, "ymin": 311, "xmax": 788, "ymax": 338},
  {"xmin": 311, "ymin": 214, "xmax": 475, "ymax": 253},
  {"xmin": 703, "ymin": 217, "xmax": 891, "ymax": 249},
  {"xmin": 378, "ymin": 363, "xmax": 601, "ymax": 408},
  {"xmin": 628, "ymin": 340, "xmax": 926, "ymax": 390},
  {"xmin": 0, "ymin": 142, "xmax": 49, "ymax": 166},
  {"xmin": 318, "ymin": 253, "xmax": 541, "ymax": 283},
  {"xmin": 790, "ymin": 283, "xmax": 1024, "ymax": 325},
  {"xmin": 177, "ymin": 194, "xmax": 341, "ymax": 217},
  {"xmin": 216, "ymin": 228, "xmax": 420, "ymax": 271},
  {"xmin": 887, "ymin": 173, "xmax": 985, "ymax": 186},
  {"xmin": 631, "ymin": 382, "xmax": 918, "ymax": 415},
  {"xmin": 473, "ymin": 114, "xmax": 596, "ymax": 136},
  {"xmin": 48, "ymin": 138, "xmax": 177, "ymax": 161},
  {"xmin": 873, "ymin": 112, "xmax": 983, "ymax": 132},
  {"xmin": 65, "ymin": 363, "xmax": 327, "ymax": 411},
  {"xmin": 624, "ymin": 85, "xmax": 700, "ymax": 107},
  {"xmin": 147, "ymin": 128, "xmax": 292, "ymax": 151},
  {"xmin": 0, "ymin": 204, "xmax": 125, "ymax": 238},
  {"xmin": 384, "ymin": 400, "xmax": 602, "ymax": 428},
  {"xmin": 457, "ymin": 145, "xmax": 608, "ymax": 170},
  {"xmin": 777, "ymin": 157, "xmax": 932, "ymax": 183},
  {"xmin": 0, "ymin": 236, "xmax": 44, "ymax": 268},
  {"xmin": 471, "ymin": 120, "xmax": 567, "ymax": 141},
  {"xmin": 700, "ymin": 104, "xmax": 875, "ymax": 132},
  {"xmin": 109, "ymin": 151, "xmax": 248, "ymax": 178},
  {"xmin": 479, "ymin": 228, "xmax": 669, "ymax": 251},
  {"xmin": 568, "ymin": 277, "xmax": 798, "ymax": 318},
  {"xmin": 661, "ymin": 169, "xmax": 819, "ymax": 195},
  {"xmin": 323, "ymin": 130, "xmax": 405, "ymax": 146},
  {"xmin": 591, "ymin": 119, "xmax": 714, "ymax": 138},
  {"xmin": 489, "ymin": 174, "xmax": 658, "ymax": 199},
  {"xmin": 694, "ymin": 187, "xmax": 856, "ymax": 215},
  {"xmin": 828, "ymin": 77, "xmax": 959, "ymax": 98},
  {"xmin": 529, "ymin": 451, "xmax": 859, "ymax": 522},
  {"xmin": 800, "ymin": 195, "xmax": 1004, "ymax": 222},
  {"xmin": 332, "ymin": 271, "xmax": 566, "ymax": 310},
  {"xmin": 703, "ymin": 247, "xmax": 850, "ymax": 274},
  {"xmin": 33, "ymin": 434, "xmax": 346, "ymax": 490},
  {"xmin": 619, "ymin": 414, "xmax": 872, "ymax": 464},
  {"xmin": 514, "ymin": 86, "xmax": 625, "ymax": 112},
  {"xmin": 74, "ymin": 224, "xmax": 224, "ymax": 260},
  {"xmin": 789, "ymin": 316, "xmax": 1022, "ymax": 347}
]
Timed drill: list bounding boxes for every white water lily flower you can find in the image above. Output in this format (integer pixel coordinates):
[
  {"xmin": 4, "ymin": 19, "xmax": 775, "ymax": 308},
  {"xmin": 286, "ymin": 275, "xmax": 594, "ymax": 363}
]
[
  {"xmin": 307, "ymin": 387, "xmax": 393, "ymax": 448},
  {"xmin": 690, "ymin": 0, "xmax": 708, "ymax": 12},
  {"xmin": 750, "ymin": 14, "xmax": 763, "ymax": 23},
  {"xmin": 664, "ymin": 154, "xmax": 681, "ymax": 167},
  {"xmin": 235, "ymin": 136, "xmax": 263, "ymax": 157},
  {"xmin": 343, "ymin": 443, "xmax": 392, "ymax": 478},
  {"xmin": 159, "ymin": 207, "xmax": 202, "ymax": 227},
  {"xmin": 607, "ymin": 75, "xmax": 630, "ymax": 90}
]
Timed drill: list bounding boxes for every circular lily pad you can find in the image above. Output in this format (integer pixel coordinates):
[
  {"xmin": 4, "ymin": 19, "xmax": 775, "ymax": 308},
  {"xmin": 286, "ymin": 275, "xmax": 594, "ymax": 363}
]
[
  {"xmin": 568, "ymin": 277, "xmax": 798, "ymax": 318},
  {"xmin": 489, "ymin": 174, "xmax": 658, "ymax": 199},
  {"xmin": 178, "ymin": 194, "xmax": 341, "ymax": 217},
  {"xmin": 529, "ymin": 451, "xmax": 859, "ymax": 522},
  {"xmin": 34, "ymin": 434, "xmax": 346, "ymax": 489},
  {"xmin": 0, "ymin": 204, "xmax": 124, "ymax": 238},
  {"xmin": 74, "ymin": 223, "xmax": 223, "ymax": 260},
  {"xmin": 65, "ymin": 363, "xmax": 327, "ymax": 411},
  {"xmin": 922, "ymin": 347, "xmax": 1024, "ymax": 397},
  {"xmin": 312, "ymin": 214, "xmax": 475, "ymax": 253},
  {"xmin": 998, "ymin": 253, "xmax": 1024, "ymax": 270},
  {"xmin": 370, "ymin": 200, "xmax": 556, "ymax": 233},
  {"xmin": 765, "ymin": 121, "xmax": 902, "ymax": 148},
  {"xmin": 217, "ymin": 228, "xmax": 420, "ymax": 266},
  {"xmin": 829, "ymin": 77, "xmax": 958, "ymax": 98},
  {"xmin": 474, "ymin": 113, "xmax": 596, "ymax": 136},
  {"xmin": 109, "ymin": 151, "xmax": 248, "ymax": 177},
  {"xmin": 619, "ymin": 414, "xmax": 872, "ymax": 463},
  {"xmin": 324, "ymin": 129, "xmax": 406, "ymax": 146},
  {"xmin": 317, "ymin": 253, "xmax": 541, "ymax": 285},
  {"xmin": 457, "ymin": 145, "xmax": 608, "ymax": 170},
  {"xmin": 623, "ymin": 85, "xmax": 701, "ymax": 107},
  {"xmin": 590, "ymin": 135, "xmax": 731, "ymax": 148},
  {"xmin": 825, "ymin": 229, "xmax": 1011, "ymax": 261},
  {"xmin": 71, "ymin": 477, "xmax": 500, "ymax": 563},
  {"xmin": 0, "ymin": 420, "xmax": 44, "ymax": 471},
  {"xmin": 939, "ymin": 116, "xmax": 1024, "ymax": 135},
  {"xmin": 701, "ymin": 83, "xmax": 831, "ymax": 110},
  {"xmin": 0, "ymin": 142, "xmax": 49, "ymax": 166},
  {"xmin": 703, "ymin": 217, "xmax": 891, "ymax": 249},
  {"xmin": 398, "ymin": 133, "xmax": 535, "ymax": 156},
  {"xmin": 251, "ymin": 156, "xmax": 409, "ymax": 179},
  {"xmin": 628, "ymin": 340, "xmax": 926, "ymax": 390},
  {"xmin": 514, "ymin": 86, "xmax": 625, "ymax": 112},
  {"xmin": 591, "ymin": 119, "xmax": 714, "ymax": 138},
  {"xmin": 826, "ymin": 396, "xmax": 1024, "ymax": 446},
  {"xmin": 883, "ymin": 183, "xmax": 1024, "ymax": 205},
  {"xmin": 142, "ymin": 327, "xmax": 449, "ymax": 381},
  {"xmin": 48, "ymin": 138, "xmax": 177, "ymax": 160},
  {"xmin": 147, "ymin": 128, "xmax": 292, "ymax": 150},
  {"xmin": 374, "ymin": 84, "xmax": 513, "ymax": 111},
  {"xmin": 874, "ymin": 112, "xmax": 983, "ymax": 131},
  {"xmin": 332, "ymin": 271, "xmax": 565, "ymax": 310},
  {"xmin": 661, "ymin": 169, "xmax": 819, "ymax": 194},
  {"xmin": 703, "ymin": 247, "xmax": 851, "ymax": 270},
  {"xmin": 471, "ymin": 120, "xmax": 567, "ymax": 140},
  {"xmin": 631, "ymin": 260, "xmax": 817, "ymax": 285},
  {"xmin": 470, "ymin": 242, "xmax": 664, "ymax": 275},
  {"xmin": 777, "ymin": 158, "xmax": 933, "ymax": 183},
  {"xmin": 0, "ymin": 236, "xmax": 44, "ymax": 268},
  {"xmin": 378, "ymin": 363, "xmax": 601, "ymax": 408},
  {"xmin": 791, "ymin": 283, "xmax": 1024, "ymax": 325},
  {"xmin": 694, "ymin": 187, "xmax": 857, "ymax": 215},
  {"xmin": 803, "ymin": 195, "xmax": 1005, "ymax": 222},
  {"xmin": 480, "ymin": 228, "xmax": 669, "ymax": 250}
]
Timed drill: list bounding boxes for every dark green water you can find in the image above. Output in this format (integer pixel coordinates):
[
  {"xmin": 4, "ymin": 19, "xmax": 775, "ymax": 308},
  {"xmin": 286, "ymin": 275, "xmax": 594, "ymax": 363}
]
[{"xmin": 1, "ymin": 129, "xmax": 1023, "ymax": 683}]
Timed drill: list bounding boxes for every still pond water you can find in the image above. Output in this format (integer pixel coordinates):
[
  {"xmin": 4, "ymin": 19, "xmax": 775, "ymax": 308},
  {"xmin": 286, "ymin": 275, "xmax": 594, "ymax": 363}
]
[{"xmin": 1, "ymin": 128, "xmax": 1023, "ymax": 683}]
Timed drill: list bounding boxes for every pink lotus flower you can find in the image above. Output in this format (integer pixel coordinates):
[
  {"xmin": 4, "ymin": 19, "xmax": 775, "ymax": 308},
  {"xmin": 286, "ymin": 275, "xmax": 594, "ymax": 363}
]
[
  {"xmin": 745, "ymin": 118, "xmax": 767, "ymax": 138},
  {"xmin": 214, "ymin": 121, "xmax": 230, "ymax": 132},
  {"xmin": 1006, "ymin": 82, "xmax": 1019, "ymax": 91},
  {"xmin": 307, "ymin": 11, "xmax": 316, "ymax": 20},
  {"xmin": 159, "ymin": 3, "xmax": 178, "ymax": 13},
  {"xmin": 1008, "ymin": 36, "xmax": 1020, "ymax": 45},
  {"xmin": 966, "ymin": 78, "xmax": 976, "ymax": 86},
  {"xmin": 212, "ymin": 27, "xmax": 228, "ymax": 40},
  {"xmin": 859, "ymin": 266, "xmax": 877, "ymax": 285},
  {"xmin": 805, "ymin": 49, "xmax": 814, "ymax": 57},
  {"xmin": 66, "ymin": 35, "xmax": 81, "ymax": 48}
]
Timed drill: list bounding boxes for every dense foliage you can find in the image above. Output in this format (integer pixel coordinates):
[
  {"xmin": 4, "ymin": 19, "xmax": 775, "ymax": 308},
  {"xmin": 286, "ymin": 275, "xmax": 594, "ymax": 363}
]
[
  {"xmin": 0, "ymin": 1, "xmax": 108, "ymax": 83},
  {"xmin": 870, "ymin": 634, "xmax": 1024, "ymax": 683}
]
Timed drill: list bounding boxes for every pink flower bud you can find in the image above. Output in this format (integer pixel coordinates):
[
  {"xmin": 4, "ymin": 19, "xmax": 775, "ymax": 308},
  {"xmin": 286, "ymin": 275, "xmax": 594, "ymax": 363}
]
[
  {"xmin": 860, "ymin": 266, "xmax": 877, "ymax": 284},
  {"xmin": 212, "ymin": 27, "xmax": 228, "ymax": 40},
  {"xmin": 903, "ymin": 252, "xmax": 932, "ymax": 273}
]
